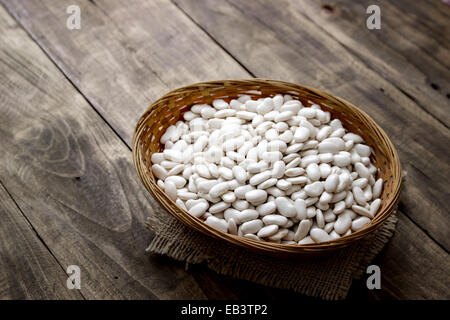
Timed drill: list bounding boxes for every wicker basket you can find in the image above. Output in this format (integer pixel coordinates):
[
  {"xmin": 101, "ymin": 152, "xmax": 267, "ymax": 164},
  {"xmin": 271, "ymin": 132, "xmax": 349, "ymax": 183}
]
[{"xmin": 132, "ymin": 79, "xmax": 401, "ymax": 255}]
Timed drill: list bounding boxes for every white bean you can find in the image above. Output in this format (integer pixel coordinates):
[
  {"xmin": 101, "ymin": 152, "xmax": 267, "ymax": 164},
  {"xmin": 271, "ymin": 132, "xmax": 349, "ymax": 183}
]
[
  {"xmin": 318, "ymin": 138, "xmax": 345, "ymax": 153},
  {"xmin": 275, "ymin": 197, "xmax": 297, "ymax": 217},
  {"xmin": 209, "ymin": 182, "xmax": 229, "ymax": 198},
  {"xmin": 249, "ymin": 170, "xmax": 272, "ymax": 185},
  {"xmin": 237, "ymin": 209, "xmax": 259, "ymax": 223},
  {"xmin": 298, "ymin": 236, "xmax": 314, "ymax": 244},
  {"xmin": 294, "ymin": 127, "xmax": 310, "ymax": 142},
  {"xmin": 164, "ymin": 181, "xmax": 177, "ymax": 201},
  {"xmin": 152, "ymin": 164, "xmax": 168, "ymax": 180},
  {"xmin": 352, "ymin": 205, "xmax": 373, "ymax": 218},
  {"xmin": 351, "ymin": 216, "xmax": 371, "ymax": 231},
  {"xmin": 153, "ymin": 97, "xmax": 383, "ymax": 245},
  {"xmin": 189, "ymin": 202, "xmax": 209, "ymax": 218},
  {"xmin": 294, "ymin": 199, "xmax": 307, "ymax": 220},
  {"xmin": 271, "ymin": 160, "xmax": 286, "ymax": 178},
  {"xmin": 257, "ymin": 178, "xmax": 277, "ymax": 189},
  {"xmin": 268, "ymin": 228, "xmax": 289, "ymax": 241},
  {"xmin": 257, "ymin": 201, "xmax": 277, "ymax": 216},
  {"xmin": 324, "ymin": 173, "xmax": 339, "ymax": 193},
  {"xmin": 310, "ymin": 228, "xmax": 331, "ymax": 243},
  {"xmin": 355, "ymin": 162, "xmax": 370, "ymax": 179},
  {"xmin": 228, "ymin": 218, "xmax": 238, "ymax": 235},
  {"xmin": 205, "ymin": 216, "xmax": 228, "ymax": 232},
  {"xmin": 334, "ymin": 212, "xmax": 352, "ymax": 234},
  {"xmin": 257, "ymin": 224, "xmax": 279, "ymax": 238},
  {"xmin": 352, "ymin": 186, "xmax": 367, "ymax": 206},
  {"xmin": 306, "ymin": 163, "xmax": 321, "ymax": 181},
  {"xmin": 241, "ymin": 219, "xmax": 264, "ymax": 234},
  {"xmin": 370, "ymin": 198, "xmax": 381, "ymax": 217},
  {"xmin": 372, "ymin": 178, "xmax": 383, "ymax": 199},
  {"xmin": 209, "ymin": 201, "xmax": 231, "ymax": 214},
  {"xmin": 262, "ymin": 215, "xmax": 288, "ymax": 226},
  {"xmin": 232, "ymin": 199, "xmax": 249, "ymax": 211},
  {"xmin": 304, "ymin": 181, "xmax": 324, "ymax": 197},
  {"xmin": 245, "ymin": 189, "xmax": 268, "ymax": 203}
]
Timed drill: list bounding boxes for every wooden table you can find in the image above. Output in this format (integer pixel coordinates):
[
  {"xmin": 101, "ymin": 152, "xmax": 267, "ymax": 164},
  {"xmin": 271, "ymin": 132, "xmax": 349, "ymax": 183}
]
[{"xmin": 0, "ymin": 0, "xmax": 448, "ymax": 300}]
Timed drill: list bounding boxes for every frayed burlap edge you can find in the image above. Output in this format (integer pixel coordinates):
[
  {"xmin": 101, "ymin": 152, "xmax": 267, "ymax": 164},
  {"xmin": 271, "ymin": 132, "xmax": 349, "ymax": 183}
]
[{"xmin": 145, "ymin": 207, "xmax": 397, "ymax": 300}]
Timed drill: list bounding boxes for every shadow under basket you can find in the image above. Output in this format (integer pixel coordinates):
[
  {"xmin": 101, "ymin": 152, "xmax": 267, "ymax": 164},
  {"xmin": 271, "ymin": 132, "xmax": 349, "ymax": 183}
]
[{"xmin": 132, "ymin": 79, "xmax": 402, "ymax": 256}]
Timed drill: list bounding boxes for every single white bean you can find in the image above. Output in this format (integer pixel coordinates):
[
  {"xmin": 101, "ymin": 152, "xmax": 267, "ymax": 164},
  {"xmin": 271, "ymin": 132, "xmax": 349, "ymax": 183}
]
[
  {"xmin": 257, "ymin": 178, "xmax": 277, "ymax": 189},
  {"xmin": 285, "ymin": 167, "xmax": 305, "ymax": 177},
  {"xmin": 164, "ymin": 180, "xmax": 177, "ymax": 201},
  {"xmin": 294, "ymin": 127, "xmax": 310, "ymax": 142},
  {"xmin": 241, "ymin": 219, "xmax": 264, "ymax": 234},
  {"xmin": 257, "ymin": 201, "xmax": 277, "ymax": 216},
  {"xmin": 351, "ymin": 216, "xmax": 371, "ymax": 231},
  {"xmin": 372, "ymin": 178, "xmax": 383, "ymax": 199},
  {"xmin": 268, "ymin": 228, "xmax": 289, "ymax": 241},
  {"xmin": 271, "ymin": 160, "xmax": 286, "ymax": 178},
  {"xmin": 249, "ymin": 170, "xmax": 272, "ymax": 185},
  {"xmin": 306, "ymin": 163, "xmax": 321, "ymax": 181},
  {"xmin": 298, "ymin": 236, "xmax": 314, "ymax": 245},
  {"xmin": 152, "ymin": 164, "xmax": 168, "ymax": 180},
  {"xmin": 209, "ymin": 182, "xmax": 229, "ymax": 198},
  {"xmin": 189, "ymin": 202, "xmax": 209, "ymax": 218},
  {"xmin": 370, "ymin": 198, "xmax": 381, "ymax": 217},
  {"xmin": 209, "ymin": 201, "xmax": 231, "ymax": 214},
  {"xmin": 310, "ymin": 228, "xmax": 331, "ymax": 243},
  {"xmin": 275, "ymin": 197, "xmax": 297, "ymax": 217},
  {"xmin": 205, "ymin": 216, "xmax": 228, "ymax": 232},
  {"xmin": 257, "ymin": 224, "xmax": 279, "ymax": 238},
  {"xmin": 355, "ymin": 162, "xmax": 370, "ymax": 179},
  {"xmin": 262, "ymin": 214, "xmax": 288, "ymax": 226},
  {"xmin": 228, "ymin": 218, "xmax": 238, "ymax": 235},
  {"xmin": 334, "ymin": 212, "xmax": 352, "ymax": 234},
  {"xmin": 352, "ymin": 186, "xmax": 367, "ymax": 206},
  {"xmin": 245, "ymin": 189, "xmax": 268, "ymax": 203},
  {"xmin": 318, "ymin": 138, "xmax": 345, "ymax": 153}
]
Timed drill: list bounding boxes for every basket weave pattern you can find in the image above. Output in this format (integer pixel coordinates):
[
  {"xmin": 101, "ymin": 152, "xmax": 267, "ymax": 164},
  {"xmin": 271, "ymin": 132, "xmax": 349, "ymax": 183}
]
[{"xmin": 133, "ymin": 79, "xmax": 402, "ymax": 255}]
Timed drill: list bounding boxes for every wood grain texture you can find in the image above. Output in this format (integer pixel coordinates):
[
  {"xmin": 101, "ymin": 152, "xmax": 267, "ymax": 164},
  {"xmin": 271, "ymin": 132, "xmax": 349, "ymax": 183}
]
[
  {"xmin": 172, "ymin": 0, "xmax": 450, "ymax": 251},
  {"xmin": 293, "ymin": 0, "xmax": 450, "ymax": 128},
  {"xmin": 1, "ymin": 0, "xmax": 448, "ymax": 300},
  {"xmin": 380, "ymin": 0, "xmax": 450, "ymax": 68},
  {"xmin": 1, "ymin": 0, "xmax": 248, "ymax": 144},
  {"xmin": 369, "ymin": 213, "xmax": 450, "ymax": 300},
  {"xmin": 0, "ymin": 0, "xmax": 285, "ymax": 300},
  {"xmin": 0, "ymin": 181, "xmax": 83, "ymax": 300},
  {"xmin": 0, "ymin": 4, "xmax": 206, "ymax": 300}
]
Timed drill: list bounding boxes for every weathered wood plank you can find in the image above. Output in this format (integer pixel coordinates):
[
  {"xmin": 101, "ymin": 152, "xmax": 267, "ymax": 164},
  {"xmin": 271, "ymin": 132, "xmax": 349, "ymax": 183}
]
[
  {"xmin": 0, "ymin": 181, "xmax": 84, "ymax": 300},
  {"xmin": 173, "ymin": 0, "xmax": 450, "ymax": 252},
  {"xmin": 366, "ymin": 213, "xmax": 450, "ymax": 299},
  {"xmin": 1, "ymin": 0, "xmax": 248, "ymax": 144},
  {"xmin": 171, "ymin": 0, "xmax": 450, "ymax": 299},
  {"xmin": 0, "ymin": 4, "xmax": 206, "ymax": 300},
  {"xmin": 385, "ymin": 0, "xmax": 450, "ymax": 64},
  {"xmin": 2, "ymin": 0, "xmax": 448, "ymax": 299},
  {"xmin": 294, "ymin": 0, "xmax": 450, "ymax": 128},
  {"xmin": 0, "ymin": 0, "xmax": 285, "ymax": 300}
]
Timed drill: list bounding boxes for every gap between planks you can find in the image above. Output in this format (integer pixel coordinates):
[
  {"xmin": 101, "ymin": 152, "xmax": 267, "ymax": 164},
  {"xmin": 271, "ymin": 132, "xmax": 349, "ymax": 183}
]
[
  {"xmin": 172, "ymin": 0, "xmax": 449, "ymax": 251},
  {"xmin": 1, "ymin": 0, "xmax": 448, "ymax": 299},
  {"xmin": 2, "ymin": 0, "xmax": 446, "ymax": 252},
  {"xmin": 0, "ymin": 179, "xmax": 86, "ymax": 299},
  {"xmin": 0, "ymin": 3, "xmax": 207, "ymax": 298},
  {"xmin": 170, "ymin": 0, "xmax": 256, "ymax": 78},
  {"xmin": 291, "ymin": 3, "xmax": 450, "ymax": 131}
]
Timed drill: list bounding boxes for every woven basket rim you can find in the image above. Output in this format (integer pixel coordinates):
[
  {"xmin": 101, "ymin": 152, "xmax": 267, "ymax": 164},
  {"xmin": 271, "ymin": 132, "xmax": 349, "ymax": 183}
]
[{"xmin": 132, "ymin": 79, "xmax": 402, "ymax": 255}]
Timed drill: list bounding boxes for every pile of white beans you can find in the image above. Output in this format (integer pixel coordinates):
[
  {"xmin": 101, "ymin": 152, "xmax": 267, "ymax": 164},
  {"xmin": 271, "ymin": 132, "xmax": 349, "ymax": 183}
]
[{"xmin": 151, "ymin": 94, "xmax": 383, "ymax": 244}]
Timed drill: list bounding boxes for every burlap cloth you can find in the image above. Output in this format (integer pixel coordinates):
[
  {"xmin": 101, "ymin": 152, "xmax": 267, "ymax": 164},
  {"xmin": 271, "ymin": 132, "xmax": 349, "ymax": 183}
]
[{"xmin": 145, "ymin": 202, "xmax": 397, "ymax": 300}]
